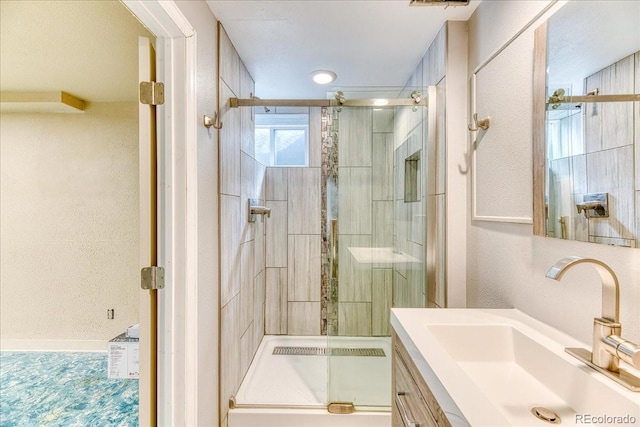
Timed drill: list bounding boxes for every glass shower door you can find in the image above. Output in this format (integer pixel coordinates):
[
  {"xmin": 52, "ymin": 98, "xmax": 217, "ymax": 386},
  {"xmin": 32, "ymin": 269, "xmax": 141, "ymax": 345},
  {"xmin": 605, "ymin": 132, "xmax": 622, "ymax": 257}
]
[{"xmin": 325, "ymin": 88, "xmax": 431, "ymax": 410}]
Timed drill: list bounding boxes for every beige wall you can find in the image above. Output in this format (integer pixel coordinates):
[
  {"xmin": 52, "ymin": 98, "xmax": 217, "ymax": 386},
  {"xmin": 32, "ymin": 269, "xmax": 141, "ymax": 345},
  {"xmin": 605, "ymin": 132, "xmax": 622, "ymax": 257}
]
[
  {"xmin": 0, "ymin": 102, "xmax": 139, "ymax": 346},
  {"xmin": 466, "ymin": 0, "xmax": 640, "ymax": 344}
]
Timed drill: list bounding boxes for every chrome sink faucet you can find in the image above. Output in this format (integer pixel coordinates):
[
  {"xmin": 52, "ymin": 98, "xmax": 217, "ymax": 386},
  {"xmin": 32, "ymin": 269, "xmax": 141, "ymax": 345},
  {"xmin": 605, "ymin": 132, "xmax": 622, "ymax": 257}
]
[{"xmin": 546, "ymin": 256, "xmax": 640, "ymax": 391}]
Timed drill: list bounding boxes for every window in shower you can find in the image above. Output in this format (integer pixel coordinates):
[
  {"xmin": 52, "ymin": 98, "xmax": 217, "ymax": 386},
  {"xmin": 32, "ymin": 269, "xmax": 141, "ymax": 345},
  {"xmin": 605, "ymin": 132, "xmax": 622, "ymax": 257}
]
[{"xmin": 255, "ymin": 113, "xmax": 309, "ymax": 166}]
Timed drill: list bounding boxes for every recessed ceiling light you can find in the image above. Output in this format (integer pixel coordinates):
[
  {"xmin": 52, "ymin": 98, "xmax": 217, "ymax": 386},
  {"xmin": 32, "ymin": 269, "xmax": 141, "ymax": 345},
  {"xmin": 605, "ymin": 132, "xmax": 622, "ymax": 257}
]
[{"xmin": 311, "ymin": 70, "xmax": 337, "ymax": 85}]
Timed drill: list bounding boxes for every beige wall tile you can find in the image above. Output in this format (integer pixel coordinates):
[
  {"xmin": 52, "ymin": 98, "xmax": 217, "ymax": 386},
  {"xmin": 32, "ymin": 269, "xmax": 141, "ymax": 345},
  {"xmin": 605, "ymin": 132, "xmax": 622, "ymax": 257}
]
[
  {"xmin": 423, "ymin": 24, "xmax": 446, "ymax": 86},
  {"xmin": 572, "ymin": 194, "xmax": 589, "ymax": 243},
  {"xmin": 287, "ymin": 302, "xmax": 320, "ymax": 335},
  {"xmin": 266, "ymin": 167, "xmax": 288, "ymax": 201},
  {"xmin": 409, "ymin": 201, "xmax": 425, "ymax": 246},
  {"xmin": 219, "ymin": 25, "xmax": 240, "ymax": 96},
  {"xmin": 571, "ymin": 154, "xmax": 587, "ymax": 195},
  {"xmin": 373, "ymin": 109, "xmax": 394, "ymax": 133},
  {"xmin": 240, "ymin": 240, "xmax": 255, "ymax": 333},
  {"xmin": 406, "ymin": 265, "xmax": 425, "ymax": 308},
  {"xmin": 240, "ymin": 153, "xmax": 256, "ymax": 243},
  {"xmin": 338, "ymin": 234, "xmax": 372, "ymax": 302},
  {"xmin": 587, "ymin": 145, "xmax": 635, "ymax": 240},
  {"xmin": 426, "ymin": 194, "xmax": 437, "ymax": 306},
  {"xmin": 288, "ymin": 168, "xmax": 320, "ymax": 234},
  {"xmin": 219, "ymin": 80, "xmax": 240, "ymax": 196},
  {"xmin": 338, "ymin": 167, "xmax": 372, "ymax": 235},
  {"xmin": 240, "ymin": 325, "xmax": 254, "ymax": 385},
  {"xmin": 240, "ymin": 62, "xmax": 255, "ymax": 157},
  {"xmin": 265, "ymin": 268, "xmax": 287, "ymax": 334},
  {"xmin": 265, "ymin": 201, "xmax": 287, "ymax": 267},
  {"xmin": 372, "ymin": 201, "xmax": 393, "ymax": 249},
  {"xmin": 372, "ymin": 133, "xmax": 393, "ymax": 201},
  {"xmin": 339, "ymin": 107, "xmax": 372, "ymax": 167},
  {"xmin": 337, "ymin": 302, "xmax": 371, "ymax": 336},
  {"xmin": 253, "ymin": 270, "xmax": 265, "ymax": 351},
  {"xmin": 287, "ymin": 234, "xmax": 321, "ymax": 302},
  {"xmin": 393, "ymin": 270, "xmax": 408, "ymax": 308},
  {"xmin": 254, "ymin": 214, "xmax": 265, "ymax": 274},
  {"xmin": 220, "ymin": 295, "xmax": 240, "ymax": 418},
  {"xmin": 309, "ymin": 107, "xmax": 322, "ymax": 167},
  {"xmin": 255, "ymin": 162, "xmax": 266, "ymax": 200},
  {"xmin": 435, "ymin": 81, "xmax": 446, "ymax": 195},
  {"xmin": 220, "ymin": 195, "xmax": 241, "ymax": 306},
  {"xmin": 585, "ymin": 55, "xmax": 634, "ymax": 153},
  {"xmin": 371, "ymin": 269, "xmax": 392, "ymax": 336},
  {"xmin": 434, "ymin": 194, "xmax": 446, "ymax": 307}
]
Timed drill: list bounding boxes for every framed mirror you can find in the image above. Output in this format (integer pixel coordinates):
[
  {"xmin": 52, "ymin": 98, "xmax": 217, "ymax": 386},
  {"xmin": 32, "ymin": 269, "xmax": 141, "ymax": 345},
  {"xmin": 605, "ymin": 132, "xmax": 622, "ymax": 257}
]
[{"xmin": 533, "ymin": 0, "xmax": 640, "ymax": 248}]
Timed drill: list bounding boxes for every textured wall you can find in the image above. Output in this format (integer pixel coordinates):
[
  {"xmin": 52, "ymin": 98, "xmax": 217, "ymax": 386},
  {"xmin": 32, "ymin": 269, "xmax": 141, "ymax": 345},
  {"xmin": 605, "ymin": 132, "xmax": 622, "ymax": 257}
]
[
  {"xmin": 0, "ymin": 102, "xmax": 139, "ymax": 345},
  {"xmin": 467, "ymin": 0, "xmax": 640, "ymax": 344}
]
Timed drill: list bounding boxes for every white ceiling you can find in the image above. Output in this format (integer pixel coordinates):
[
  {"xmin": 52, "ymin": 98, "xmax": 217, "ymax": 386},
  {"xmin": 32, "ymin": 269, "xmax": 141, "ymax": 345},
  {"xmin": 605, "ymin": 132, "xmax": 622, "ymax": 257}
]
[
  {"xmin": 546, "ymin": 1, "xmax": 640, "ymax": 95},
  {"xmin": 206, "ymin": 0, "xmax": 481, "ymax": 99},
  {"xmin": 0, "ymin": 1, "xmax": 152, "ymax": 103}
]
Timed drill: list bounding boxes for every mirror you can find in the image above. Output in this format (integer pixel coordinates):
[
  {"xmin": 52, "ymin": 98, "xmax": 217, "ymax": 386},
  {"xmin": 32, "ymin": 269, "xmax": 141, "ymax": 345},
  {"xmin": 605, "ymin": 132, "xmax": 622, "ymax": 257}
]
[{"xmin": 533, "ymin": 0, "xmax": 640, "ymax": 248}]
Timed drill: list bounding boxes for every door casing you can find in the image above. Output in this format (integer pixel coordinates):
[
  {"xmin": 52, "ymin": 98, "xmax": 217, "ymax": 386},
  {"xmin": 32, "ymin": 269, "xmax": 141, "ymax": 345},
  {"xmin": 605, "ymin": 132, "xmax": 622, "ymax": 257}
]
[{"xmin": 120, "ymin": 1, "xmax": 207, "ymax": 426}]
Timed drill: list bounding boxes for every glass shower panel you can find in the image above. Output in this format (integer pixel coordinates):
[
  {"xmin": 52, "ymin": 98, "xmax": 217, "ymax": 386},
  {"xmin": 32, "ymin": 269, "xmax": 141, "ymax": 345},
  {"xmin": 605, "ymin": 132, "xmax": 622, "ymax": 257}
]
[{"xmin": 325, "ymin": 88, "xmax": 430, "ymax": 409}]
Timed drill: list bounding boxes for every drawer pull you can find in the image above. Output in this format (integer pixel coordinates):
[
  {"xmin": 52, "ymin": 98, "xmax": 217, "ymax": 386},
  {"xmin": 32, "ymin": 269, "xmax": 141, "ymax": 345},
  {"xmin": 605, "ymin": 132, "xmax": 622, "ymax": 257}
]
[{"xmin": 396, "ymin": 391, "xmax": 419, "ymax": 427}]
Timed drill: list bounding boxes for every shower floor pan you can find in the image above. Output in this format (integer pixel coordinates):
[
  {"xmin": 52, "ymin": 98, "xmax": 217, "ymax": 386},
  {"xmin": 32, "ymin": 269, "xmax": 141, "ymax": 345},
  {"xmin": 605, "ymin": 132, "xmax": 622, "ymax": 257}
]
[{"xmin": 229, "ymin": 335, "xmax": 391, "ymax": 427}]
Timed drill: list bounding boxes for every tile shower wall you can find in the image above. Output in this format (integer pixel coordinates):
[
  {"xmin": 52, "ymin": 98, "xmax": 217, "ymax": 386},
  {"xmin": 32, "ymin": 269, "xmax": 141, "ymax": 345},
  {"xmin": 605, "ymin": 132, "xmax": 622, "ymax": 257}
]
[
  {"xmin": 548, "ymin": 52, "xmax": 639, "ymax": 247},
  {"xmin": 218, "ymin": 25, "xmax": 266, "ymax": 425},
  {"xmin": 394, "ymin": 24, "xmax": 448, "ymax": 309},
  {"xmin": 337, "ymin": 108, "xmax": 396, "ymax": 336},
  {"xmin": 264, "ymin": 107, "xmax": 323, "ymax": 335}
]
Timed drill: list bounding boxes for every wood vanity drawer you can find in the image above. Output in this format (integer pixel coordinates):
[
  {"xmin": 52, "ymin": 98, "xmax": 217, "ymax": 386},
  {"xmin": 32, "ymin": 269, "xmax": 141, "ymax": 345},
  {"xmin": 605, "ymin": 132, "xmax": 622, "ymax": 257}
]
[
  {"xmin": 392, "ymin": 332, "xmax": 452, "ymax": 427},
  {"xmin": 394, "ymin": 348, "xmax": 439, "ymax": 427}
]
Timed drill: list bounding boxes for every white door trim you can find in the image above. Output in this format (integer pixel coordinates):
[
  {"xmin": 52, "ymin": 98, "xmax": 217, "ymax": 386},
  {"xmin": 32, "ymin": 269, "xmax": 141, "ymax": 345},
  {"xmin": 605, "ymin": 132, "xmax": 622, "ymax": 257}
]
[{"xmin": 120, "ymin": 1, "xmax": 201, "ymax": 426}]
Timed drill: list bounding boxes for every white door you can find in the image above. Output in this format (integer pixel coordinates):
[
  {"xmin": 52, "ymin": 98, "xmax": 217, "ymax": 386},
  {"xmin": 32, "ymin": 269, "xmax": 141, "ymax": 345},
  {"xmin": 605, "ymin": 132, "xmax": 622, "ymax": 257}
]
[{"xmin": 138, "ymin": 35, "xmax": 159, "ymax": 427}]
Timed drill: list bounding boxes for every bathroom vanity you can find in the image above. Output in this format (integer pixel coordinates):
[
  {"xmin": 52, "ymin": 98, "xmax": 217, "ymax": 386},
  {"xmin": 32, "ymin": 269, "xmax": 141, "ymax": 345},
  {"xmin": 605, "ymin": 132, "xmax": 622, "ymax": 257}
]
[
  {"xmin": 391, "ymin": 309, "xmax": 640, "ymax": 427},
  {"xmin": 393, "ymin": 330, "xmax": 452, "ymax": 427}
]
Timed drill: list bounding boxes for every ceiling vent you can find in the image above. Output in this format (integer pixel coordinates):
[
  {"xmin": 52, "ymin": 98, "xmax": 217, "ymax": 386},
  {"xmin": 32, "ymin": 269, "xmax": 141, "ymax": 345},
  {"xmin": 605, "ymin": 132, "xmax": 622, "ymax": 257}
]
[{"xmin": 409, "ymin": 0, "xmax": 469, "ymax": 6}]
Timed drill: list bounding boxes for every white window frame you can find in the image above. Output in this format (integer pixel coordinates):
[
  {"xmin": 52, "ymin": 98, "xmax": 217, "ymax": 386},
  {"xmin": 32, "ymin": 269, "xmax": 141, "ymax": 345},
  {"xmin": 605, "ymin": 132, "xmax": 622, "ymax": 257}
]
[{"xmin": 256, "ymin": 124, "xmax": 309, "ymax": 167}]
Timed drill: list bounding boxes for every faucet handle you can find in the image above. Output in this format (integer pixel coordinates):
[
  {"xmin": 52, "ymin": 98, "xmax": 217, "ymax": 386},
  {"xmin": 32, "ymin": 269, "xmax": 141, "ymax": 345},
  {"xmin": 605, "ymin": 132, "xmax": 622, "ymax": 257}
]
[{"xmin": 602, "ymin": 335, "xmax": 640, "ymax": 369}]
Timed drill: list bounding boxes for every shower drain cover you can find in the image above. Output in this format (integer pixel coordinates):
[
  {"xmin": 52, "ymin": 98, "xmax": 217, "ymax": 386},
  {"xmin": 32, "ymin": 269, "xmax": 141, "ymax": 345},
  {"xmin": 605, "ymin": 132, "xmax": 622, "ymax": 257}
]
[{"xmin": 273, "ymin": 346, "xmax": 385, "ymax": 357}]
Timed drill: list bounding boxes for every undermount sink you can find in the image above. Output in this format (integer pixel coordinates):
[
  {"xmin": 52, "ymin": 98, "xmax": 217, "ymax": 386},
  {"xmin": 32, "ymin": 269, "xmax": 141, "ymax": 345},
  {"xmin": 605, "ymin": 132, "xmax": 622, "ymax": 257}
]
[{"xmin": 391, "ymin": 309, "xmax": 640, "ymax": 426}]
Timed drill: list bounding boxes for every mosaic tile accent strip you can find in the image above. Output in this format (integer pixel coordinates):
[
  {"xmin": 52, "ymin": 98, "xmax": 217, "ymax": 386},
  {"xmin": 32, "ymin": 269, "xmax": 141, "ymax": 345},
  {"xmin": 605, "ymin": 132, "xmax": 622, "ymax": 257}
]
[
  {"xmin": 0, "ymin": 352, "xmax": 138, "ymax": 426},
  {"xmin": 321, "ymin": 106, "xmax": 340, "ymax": 336}
]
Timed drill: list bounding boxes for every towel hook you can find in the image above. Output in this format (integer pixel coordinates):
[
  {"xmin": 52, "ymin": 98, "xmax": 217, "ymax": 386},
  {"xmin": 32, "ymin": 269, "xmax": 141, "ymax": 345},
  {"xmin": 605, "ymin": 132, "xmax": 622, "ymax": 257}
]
[
  {"xmin": 468, "ymin": 113, "xmax": 490, "ymax": 132},
  {"xmin": 204, "ymin": 112, "xmax": 223, "ymax": 129}
]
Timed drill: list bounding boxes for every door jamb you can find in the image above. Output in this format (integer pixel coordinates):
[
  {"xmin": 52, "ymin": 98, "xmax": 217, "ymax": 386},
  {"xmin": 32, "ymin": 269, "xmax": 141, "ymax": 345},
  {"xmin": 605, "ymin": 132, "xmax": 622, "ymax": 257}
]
[{"xmin": 120, "ymin": 1, "xmax": 201, "ymax": 425}]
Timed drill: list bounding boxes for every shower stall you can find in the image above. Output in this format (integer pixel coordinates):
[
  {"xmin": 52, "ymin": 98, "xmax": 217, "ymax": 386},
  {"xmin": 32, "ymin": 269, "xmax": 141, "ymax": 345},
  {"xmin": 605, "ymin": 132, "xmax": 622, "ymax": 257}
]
[{"xmin": 225, "ymin": 86, "xmax": 440, "ymax": 423}]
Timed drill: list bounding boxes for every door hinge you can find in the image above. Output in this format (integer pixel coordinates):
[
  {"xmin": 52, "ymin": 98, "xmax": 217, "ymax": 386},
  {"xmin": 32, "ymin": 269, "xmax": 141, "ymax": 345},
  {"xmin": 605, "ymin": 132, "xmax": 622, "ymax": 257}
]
[
  {"xmin": 139, "ymin": 81, "xmax": 165, "ymax": 105},
  {"xmin": 141, "ymin": 266, "xmax": 165, "ymax": 290}
]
